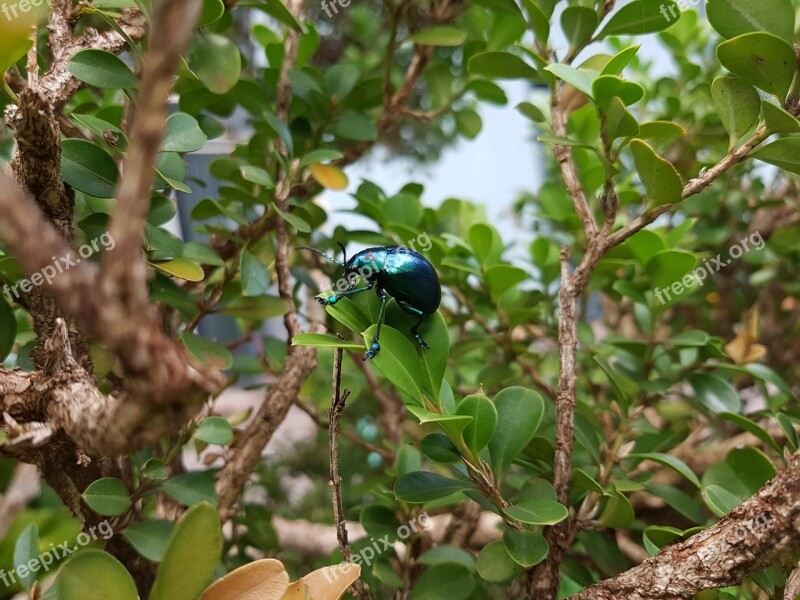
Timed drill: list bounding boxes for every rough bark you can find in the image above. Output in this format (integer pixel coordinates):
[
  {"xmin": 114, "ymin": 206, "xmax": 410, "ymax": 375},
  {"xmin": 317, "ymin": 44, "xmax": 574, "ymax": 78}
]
[{"xmin": 570, "ymin": 452, "xmax": 800, "ymax": 599}]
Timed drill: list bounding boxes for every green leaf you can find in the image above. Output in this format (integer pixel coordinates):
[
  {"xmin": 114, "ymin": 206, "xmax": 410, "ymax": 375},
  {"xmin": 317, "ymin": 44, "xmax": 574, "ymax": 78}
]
[
  {"xmin": 645, "ymin": 249, "xmax": 696, "ymax": 291},
  {"xmin": 457, "ymin": 390, "xmax": 499, "ymax": 455},
  {"xmin": 561, "ymin": 6, "xmax": 598, "ymax": 48},
  {"xmin": 14, "ymin": 523, "xmax": 39, "ymax": 591},
  {"xmin": 468, "ymin": 52, "xmax": 538, "ymax": 79},
  {"xmin": 544, "ymin": 63, "xmax": 595, "ymax": 95},
  {"xmin": 598, "ymin": 489, "xmax": 634, "ymax": 528},
  {"xmin": 56, "ymin": 550, "xmax": 138, "ymax": 600},
  {"xmin": 594, "ymin": 355, "xmax": 638, "ymax": 409},
  {"xmin": 642, "ymin": 525, "xmax": 682, "ymax": 555},
  {"xmin": 488, "ymin": 386, "xmax": 544, "ymax": 474},
  {"xmin": 716, "ymin": 32, "xmax": 796, "ymax": 98},
  {"xmin": 363, "ymin": 324, "xmax": 424, "ymax": 403},
  {"xmin": 408, "ymin": 27, "xmax": 467, "ymax": 47},
  {"xmin": 503, "ymin": 499, "xmax": 568, "ymax": 525},
  {"xmin": 150, "ymin": 259, "xmax": 205, "ymax": 282},
  {"xmin": 762, "ymin": 100, "xmax": 800, "ymax": 134},
  {"xmin": 502, "ymin": 530, "xmax": 548, "ymax": 567},
  {"xmin": 195, "ymin": 416, "xmax": 233, "ymax": 446},
  {"xmin": 61, "ymin": 139, "xmax": 119, "ymax": 198},
  {"xmin": 419, "ymin": 545, "xmax": 476, "ymax": 569},
  {"xmin": 628, "ymin": 452, "xmax": 700, "ymax": 487},
  {"xmin": 162, "ymin": 113, "xmax": 207, "ymax": 153},
  {"xmin": 703, "ymin": 446, "xmax": 775, "ymax": 505},
  {"xmin": 601, "ymin": 45, "xmax": 641, "ymax": 75},
  {"xmin": 516, "ymin": 101, "xmax": 546, "ymax": 123},
  {"xmin": 69, "ymin": 49, "xmax": 138, "ymax": 89},
  {"xmin": 602, "ymin": 97, "xmax": 639, "ymax": 141},
  {"xmin": 149, "ymin": 503, "xmax": 222, "ymax": 600},
  {"xmin": 592, "ymin": 75, "xmax": 645, "ymax": 107},
  {"xmin": 360, "ymin": 504, "xmax": 403, "ymax": 540},
  {"xmin": 707, "ymin": 0, "xmax": 795, "ymax": 41},
  {"xmin": 719, "ymin": 412, "xmax": 781, "ymax": 454},
  {"xmin": 711, "ymin": 77, "xmax": 761, "ymax": 147},
  {"xmin": 123, "ymin": 520, "xmax": 175, "ymax": 562},
  {"xmin": 159, "ymin": 472, "xmax": 218, "ymax": 507},
  {"xmin": 703, "ymin": 484, "xmax": 742, "ymax": 515},
  {"xmin": 630, "ymin": 139, "xmax": 682, "ymax": 206},
  {"xmin": 291, "ymin": 333, "xmax": 364, "ymax": 350},
  {"xmin": 476, "ymin": 541, "xmax": 522, "ymax": 582},
  {"xmin": 637, "ymin": 121, "xmax": 686, "ymax": 139},
  {"xmin": 299, "ymin": 149, "xmax": 344, "ymax": 167},
  {"xmin": 240, "ymin": 250, "xmax": 269, "ymax": 297},
  {"xmin": 263, "ymin": 112, "xmax": 294, "ymax": 154},
  {"xmin": 179, "ymin": 331, "xmax": 233, "ymax": 370},
  {"xmin": 751, "ymin": 138, "xmax": 800, "ymax": 175},
  {"xmin": 330, "ymin": 113, "xmax": 377, "ymax": 141},
  {"xmin": 485, "ymin": 264, "xmax": 527, "ymax": 296},
  {"xmin": 394, "ymin": 471, "xmax": 472, "ymax": 503},
  {"xmin": 597, "ymin": 0, "xmax": 679, "ymax": 37},
  {"xmin": 410, "ymin": 563, "xmax": 474, "ymax": 599},
  {"xmin": 688, "ymin": 373, "xmax": 741, "ymax": 413},
  {"xmin": 0, "ymin": 294, "xmax": 15, "ymax": 361},
  {"xmin": 417, "ymin": 311, "xmax": 450, "ymax": 404},
  {"xmin": 419, "ymin": 433, "xmax": 462, "ymax": 463},
  {"xmin": 325, "ymin": 64, "xmax": 360, "ymax": 99},
  {"xmin": 82, "ymin": 477, "xmax": 132, "ymax": 516},
  {"xmin": 455, "ymin": 109, "xmax": 482, "ymax": 139},
  {"xmin": 406, "ymin": 405, "xmax": 472, "ymax": 444},
  {"xmin": 469, "ymin": 222, "xmax": 502, "ymax": 264},
  {"xmin": 258, "ymin": 0, "xmax": 303, "ymax": 31},
  {"xmin": 191, "ymin": 33, "xmax": 241, "ymax": 94},
  {"xmin": 198, "ymin": 0, "xmax": 225, "ymax": 26},
  {"xmin": 221, "ymin": 295, "xmax": 288, "ymax": 319}
]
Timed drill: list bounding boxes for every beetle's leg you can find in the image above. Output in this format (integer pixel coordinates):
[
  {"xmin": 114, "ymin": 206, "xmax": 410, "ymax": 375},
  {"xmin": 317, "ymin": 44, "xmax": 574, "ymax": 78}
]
[
  {"xmin": 315, "ymin": 281, "xmax": 374, "ymax": 305},
  {"xmin": 399, "ymin": 302, "xmax": 430, "ymax": 350},
  {"xmin": 363, "ymin": 288, "xmax": 388, "ymax": 361}
]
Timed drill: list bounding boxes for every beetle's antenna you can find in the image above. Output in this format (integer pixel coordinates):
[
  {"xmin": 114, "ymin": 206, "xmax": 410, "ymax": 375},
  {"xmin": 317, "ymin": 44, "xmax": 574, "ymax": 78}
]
[
  {"xmin": 295, "ymin": 246, "xmax": 345, "ymax": 267},
  {"xmin": 337, "ymin": 242, "xmax": 347, "ymax": 267}
]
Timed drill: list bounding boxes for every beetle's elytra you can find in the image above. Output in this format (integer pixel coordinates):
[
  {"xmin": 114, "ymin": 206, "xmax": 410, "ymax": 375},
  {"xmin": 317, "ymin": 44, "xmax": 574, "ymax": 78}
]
[{"xmin": 298, "ymin": 244, "xmax": 442, "ymax": 360}]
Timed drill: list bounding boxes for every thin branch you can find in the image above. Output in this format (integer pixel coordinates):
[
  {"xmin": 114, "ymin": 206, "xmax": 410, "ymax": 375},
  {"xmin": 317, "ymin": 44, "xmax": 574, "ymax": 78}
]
[
  {"xmin": 328, "ymin": 348, "xmax": 371, "ymax": 600},
  {"xmin": 605, "ymin": 124, "xmax": 769, "ymax": 249},
  {"xmin": 551, "ymin": 83, "xmax": 598, "ymax": 239}
]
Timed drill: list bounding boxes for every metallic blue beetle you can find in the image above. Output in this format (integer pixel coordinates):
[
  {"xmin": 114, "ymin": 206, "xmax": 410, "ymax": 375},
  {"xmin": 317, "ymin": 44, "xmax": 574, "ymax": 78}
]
[{"xmin": 298, "ymin": 244, "xmax": 442, "ymax": 360}]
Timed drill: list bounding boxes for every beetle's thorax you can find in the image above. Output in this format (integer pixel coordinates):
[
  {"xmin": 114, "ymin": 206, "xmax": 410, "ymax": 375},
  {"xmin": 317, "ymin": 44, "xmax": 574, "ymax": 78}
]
[{"xmin": 346, "ymin": 247, "xmax": 389, "ymax": 275}]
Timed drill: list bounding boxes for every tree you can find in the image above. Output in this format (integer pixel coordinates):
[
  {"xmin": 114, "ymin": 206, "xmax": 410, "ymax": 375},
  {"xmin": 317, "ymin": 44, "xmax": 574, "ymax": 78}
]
[{"xmin": 0, "ymin": 0, "xmax": 799, "ymax": 598}]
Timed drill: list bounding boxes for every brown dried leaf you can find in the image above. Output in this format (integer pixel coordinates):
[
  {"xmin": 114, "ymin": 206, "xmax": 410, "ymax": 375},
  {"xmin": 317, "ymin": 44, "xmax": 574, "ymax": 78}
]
[{"xmin": 200, "ymin": 558, "xmax": 289, "ymax": 600}]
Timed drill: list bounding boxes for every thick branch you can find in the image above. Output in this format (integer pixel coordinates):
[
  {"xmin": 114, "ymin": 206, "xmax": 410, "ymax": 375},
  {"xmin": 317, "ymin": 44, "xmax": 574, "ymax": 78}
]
[
  {"xmin": 570, "ymin": 452, "xmax": 800, "ymax": 599},
  {"xmin": 105, "ymin": 0, "xmax": 202, "ymax": 325}
]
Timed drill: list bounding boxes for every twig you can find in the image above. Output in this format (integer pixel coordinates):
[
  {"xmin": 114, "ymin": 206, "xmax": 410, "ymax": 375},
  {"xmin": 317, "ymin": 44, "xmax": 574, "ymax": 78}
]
[{"xmin": 328, "ymin": 348, "xmax": 371, "ymax": 600}]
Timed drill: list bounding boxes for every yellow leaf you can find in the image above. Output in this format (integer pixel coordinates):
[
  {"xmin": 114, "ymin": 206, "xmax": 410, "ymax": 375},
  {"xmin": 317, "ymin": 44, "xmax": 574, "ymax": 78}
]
[
  {"xmin": 200, "ymin": 558, "xmax": 290, "ymax": 600},
  {"xmin": 150, "ymin": 259, "xmax": 205, "ymax": 282},
  {"xmin": 285, "ymin": 563, "xmax": 361, "ymax": 600},
  {"xmin": 280, "ymin": 581, "xmax": 309, "ymax": 600},
  {"xmin": 308, "ymin": 163, "xmax": 348, "ymax": 190},
  {"xmin": 725, "ymin": 308, "xmax": 767, "ymax": 365},
  {"xmin": 0, "ymin": 3, "xmax": 49, "ymax": 73}
]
